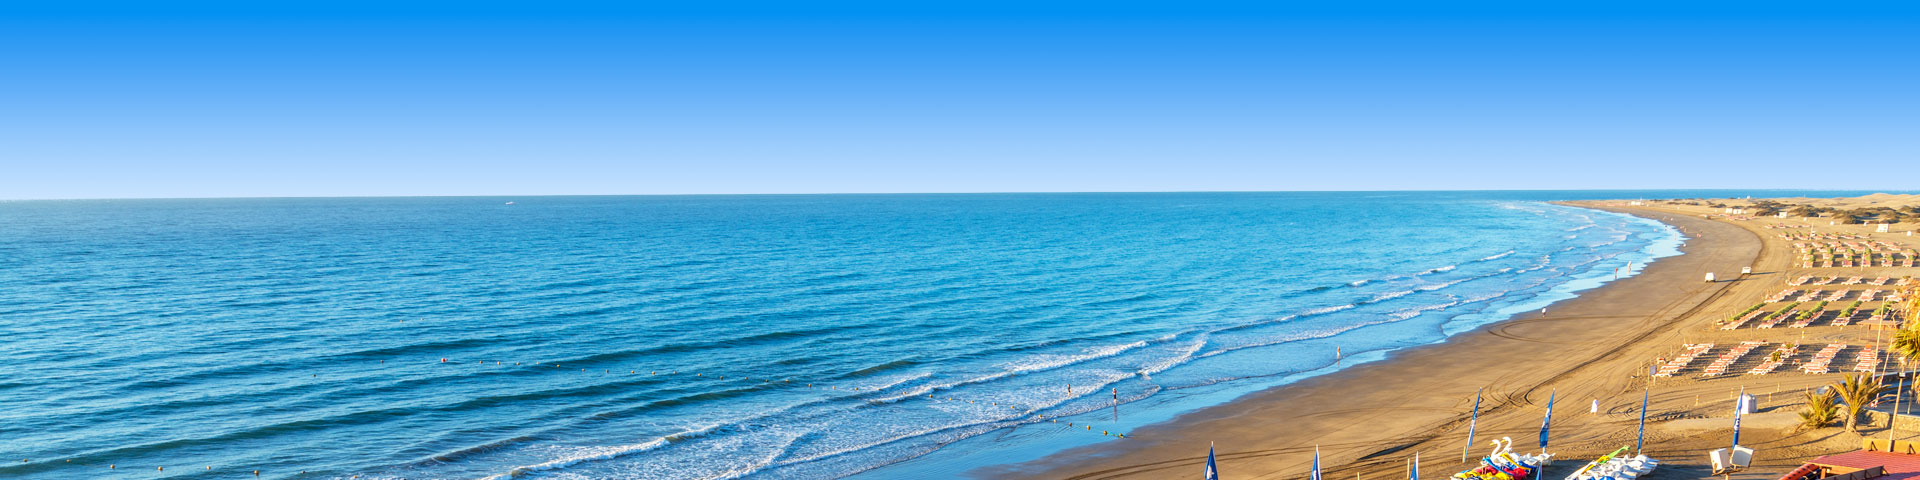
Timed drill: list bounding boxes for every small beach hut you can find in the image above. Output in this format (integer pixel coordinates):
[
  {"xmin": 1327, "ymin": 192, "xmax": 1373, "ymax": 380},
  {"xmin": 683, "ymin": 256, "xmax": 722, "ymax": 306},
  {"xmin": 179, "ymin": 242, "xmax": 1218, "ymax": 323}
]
[{"xmin": 1706, "ymin": 272, "xmax": 1717, "ymax": 282}]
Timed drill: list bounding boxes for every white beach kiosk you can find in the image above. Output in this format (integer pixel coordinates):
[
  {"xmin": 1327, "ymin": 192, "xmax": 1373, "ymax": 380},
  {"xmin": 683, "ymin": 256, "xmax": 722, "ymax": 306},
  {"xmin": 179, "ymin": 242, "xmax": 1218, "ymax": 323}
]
[{"xmin": 1704, "ymin": 272, "xmax": 1716, "ymax": 282}]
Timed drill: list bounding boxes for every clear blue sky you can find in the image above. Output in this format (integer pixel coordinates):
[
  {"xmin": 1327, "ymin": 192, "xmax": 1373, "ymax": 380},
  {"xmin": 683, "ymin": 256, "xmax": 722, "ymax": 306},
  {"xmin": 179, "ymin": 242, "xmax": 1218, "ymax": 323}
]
[{"xmin": 3, "ymin": 1, "xmax": 1917, "ymax": 199}]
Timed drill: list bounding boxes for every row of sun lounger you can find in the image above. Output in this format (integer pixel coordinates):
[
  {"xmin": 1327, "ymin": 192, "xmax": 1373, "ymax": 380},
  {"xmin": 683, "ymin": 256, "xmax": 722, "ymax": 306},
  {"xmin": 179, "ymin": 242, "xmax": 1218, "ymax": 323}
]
[
  {"xmin": 1792, "ymin": 239, "xmax": 1902, "ymax": 250},
  {"xmin": 1702, "ymin": 342, "xmax": 1766, "ymax": 377},
  {"xmin": 1721, "ymin": 309, "xmax": 1769, "ymax": 330},
  {"xmin": 1748, "ymin": 344, "xmax": 1797, "ymax": 375},
  {"xmin": 1800, "ymin": 344, "xmax": 1847, "ymax": 374},
  {"xmin": 1831, "ymin": 312, "xmax": 1857, "ymax": 327},
  {"xmin": 1734, "ymin": 311, "xmax": 1861, "ymax": 329},
  {"xmin": 1804, "ymin": 259, "xmax": 1916, "ymax": 268},
  {"xmin": 1789, "ymin": 311, "xmax": 1824, "ymax": 328},
  {"xmin": 1855, "ymin": 346, "xmax": 1881, "ymax": 373},
  {"xmin": 1654, "ymin": 344, "xmax": 1714, "ymax": 377},
  {"xmin": 1756, "ymin": 310, "xmax": 1796, "ymax": 329},
  {"xmin": 1767, "ymin": 288, "xmax": 1897, "ymax": 302},
  {"xmin": 1673, "ymin": 342, "xmax": 1880, "ymax": 377}
]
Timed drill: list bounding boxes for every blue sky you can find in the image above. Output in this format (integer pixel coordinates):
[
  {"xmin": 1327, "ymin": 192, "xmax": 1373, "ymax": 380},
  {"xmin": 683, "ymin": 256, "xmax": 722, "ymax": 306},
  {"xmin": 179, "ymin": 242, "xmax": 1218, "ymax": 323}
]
[{"xmin": 2, "ymin": 1, "xmax": 1917, "ymax": 199}]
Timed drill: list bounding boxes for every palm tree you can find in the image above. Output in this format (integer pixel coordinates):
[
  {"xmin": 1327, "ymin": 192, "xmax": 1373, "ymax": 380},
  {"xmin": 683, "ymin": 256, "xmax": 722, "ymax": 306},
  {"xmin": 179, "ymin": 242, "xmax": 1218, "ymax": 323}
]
[
  {"xmin": 1835, "ymin": 374, "xmax": 1888, "ymax": 433},
  {"xmin": 1892, "ymin": 328, "xmax": 1920, "ymax": 368},
  {"xmin": 1800, "ymin": 389, "xmax": 1842, "ymax": 431}
]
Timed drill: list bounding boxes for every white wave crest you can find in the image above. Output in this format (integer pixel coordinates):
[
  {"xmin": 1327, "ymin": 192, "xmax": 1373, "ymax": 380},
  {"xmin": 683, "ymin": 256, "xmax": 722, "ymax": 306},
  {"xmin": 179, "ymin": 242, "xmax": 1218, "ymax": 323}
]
[{"xmin": 478, "ymin": 425, "xmax": 721, "ymax": 480}]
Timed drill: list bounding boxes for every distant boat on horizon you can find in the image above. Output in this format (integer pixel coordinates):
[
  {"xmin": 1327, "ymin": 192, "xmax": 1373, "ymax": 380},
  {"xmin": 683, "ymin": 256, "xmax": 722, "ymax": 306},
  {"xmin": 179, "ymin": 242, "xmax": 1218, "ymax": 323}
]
[{"xmin": 505, "ymin": 201, "xmax": 515, "ymax": 205}]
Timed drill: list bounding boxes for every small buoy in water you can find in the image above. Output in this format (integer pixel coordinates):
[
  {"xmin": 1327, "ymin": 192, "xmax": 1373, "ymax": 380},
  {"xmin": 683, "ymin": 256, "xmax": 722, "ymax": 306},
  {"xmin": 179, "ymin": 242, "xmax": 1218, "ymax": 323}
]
[
  {"xmin": 255, "ymin": 470, "xmax": 260, "ymax": 476},
  {"xmin": 441, "ymin": 358, "xmax": 446, "ymax": 363},
  {"xmin": 159, "ymin": 467, "xmax": 164, "ymax": 471}
]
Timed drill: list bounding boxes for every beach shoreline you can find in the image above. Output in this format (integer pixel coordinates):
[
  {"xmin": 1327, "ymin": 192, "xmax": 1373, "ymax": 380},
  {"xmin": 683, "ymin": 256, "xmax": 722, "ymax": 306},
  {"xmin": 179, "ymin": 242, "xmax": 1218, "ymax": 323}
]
[{"xmin": 982, "ymin": 204, "xmax": 1765, "ymax": 480}]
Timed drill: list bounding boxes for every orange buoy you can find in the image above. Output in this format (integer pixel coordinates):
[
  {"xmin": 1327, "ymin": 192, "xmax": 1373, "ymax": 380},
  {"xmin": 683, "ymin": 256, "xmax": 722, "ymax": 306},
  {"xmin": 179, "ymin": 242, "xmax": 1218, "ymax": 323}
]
[{"xmin": 441, "ymin": 358, "xmax": 446, "ymax": 363}]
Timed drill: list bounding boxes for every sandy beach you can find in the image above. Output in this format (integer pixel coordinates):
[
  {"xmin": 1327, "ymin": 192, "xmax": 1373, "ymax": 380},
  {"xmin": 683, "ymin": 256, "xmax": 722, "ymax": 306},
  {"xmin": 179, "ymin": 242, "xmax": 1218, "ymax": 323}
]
[{"xmin": 984, "ymin": 198, "xmax": 1920, "ymax": 480}]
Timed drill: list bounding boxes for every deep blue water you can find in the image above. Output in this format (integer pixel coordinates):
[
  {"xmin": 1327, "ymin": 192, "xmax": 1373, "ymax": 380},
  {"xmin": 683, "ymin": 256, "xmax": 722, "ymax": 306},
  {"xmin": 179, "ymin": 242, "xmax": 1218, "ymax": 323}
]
[{"xmin": 0, "ymin": 191, "xmax": 1889, "ymax": 479}]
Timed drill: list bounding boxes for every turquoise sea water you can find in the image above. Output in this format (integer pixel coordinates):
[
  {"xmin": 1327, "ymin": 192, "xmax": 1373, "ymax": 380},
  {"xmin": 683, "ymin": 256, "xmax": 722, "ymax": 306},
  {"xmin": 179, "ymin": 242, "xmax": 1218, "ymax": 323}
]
[{"xmin": 0, "ymin": 191, "xmax": 1882, "ymax": 479}]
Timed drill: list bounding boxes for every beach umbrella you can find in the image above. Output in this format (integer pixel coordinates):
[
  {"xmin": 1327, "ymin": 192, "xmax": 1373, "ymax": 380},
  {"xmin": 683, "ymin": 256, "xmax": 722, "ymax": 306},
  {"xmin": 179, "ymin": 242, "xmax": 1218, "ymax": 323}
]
[
  {"xmin": 1204, "ymin": 443, "xmax": 1219, "ymax": 480},
  {"xmin": 1538, "ymin": 390, "xmax": 1556, "ymax": 449},
  {"xmin": 1311, "ymin": 446, "xmax": 1322, "ymax": 480},
  {"xmin": 1635, "ymin": 389, "xmax": 1649, "ymax": 455}
]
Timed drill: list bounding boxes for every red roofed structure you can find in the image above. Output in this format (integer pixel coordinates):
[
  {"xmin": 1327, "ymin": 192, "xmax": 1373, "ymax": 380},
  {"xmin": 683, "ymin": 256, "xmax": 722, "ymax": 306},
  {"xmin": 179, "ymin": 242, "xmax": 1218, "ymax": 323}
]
[{"xmin": 1779, "ymin": 440, "xmax": 1920, "ymax": 480}]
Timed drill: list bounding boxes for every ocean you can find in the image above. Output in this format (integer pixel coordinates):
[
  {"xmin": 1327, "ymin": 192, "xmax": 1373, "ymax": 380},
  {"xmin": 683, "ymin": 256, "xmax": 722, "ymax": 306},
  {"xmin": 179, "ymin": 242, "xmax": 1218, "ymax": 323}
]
[{"xmin": 0, "ymin": 191, "xmax": 1877, "ymax": 479}]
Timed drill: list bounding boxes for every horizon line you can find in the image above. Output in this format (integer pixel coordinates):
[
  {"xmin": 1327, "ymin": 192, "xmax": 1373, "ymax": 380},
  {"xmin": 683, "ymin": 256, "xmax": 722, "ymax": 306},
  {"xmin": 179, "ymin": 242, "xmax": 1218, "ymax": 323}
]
[{"xmin": 5, "ymin": 188, "xmax": 1913, "ymax": 202}]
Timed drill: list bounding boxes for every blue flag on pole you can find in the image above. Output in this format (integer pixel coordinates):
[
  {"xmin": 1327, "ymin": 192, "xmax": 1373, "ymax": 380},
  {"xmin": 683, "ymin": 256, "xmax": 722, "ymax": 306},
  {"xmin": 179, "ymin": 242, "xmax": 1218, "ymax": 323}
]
[
  {"xmin": 1311, "ymin": 446, "xmax": 1322, "ymax": 480},
  {"xmin": 1635, "ymin": 389, "xmax": 1649, "ymax": 454},
  {"xmin": 1538, "ymin": 390, "xmax": 1556, "ymax": 449},
  {"xmin": 1465, "ymin": 388, "xmax": 1482, "ymax": 461},
  {"xmin": 1411, "ymin": 452, "xmax": 1420, "ymax": 480},
  {"xmin": 1204, "ymin": 443, "xmax": 1219, "ymax": 480},
  {"xmin": 1732, "ymin": 386, "xmax": 1745, "ymax": 449}
]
